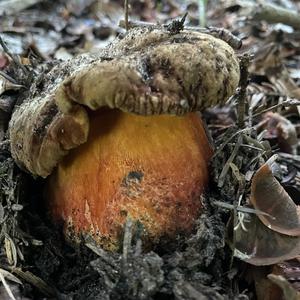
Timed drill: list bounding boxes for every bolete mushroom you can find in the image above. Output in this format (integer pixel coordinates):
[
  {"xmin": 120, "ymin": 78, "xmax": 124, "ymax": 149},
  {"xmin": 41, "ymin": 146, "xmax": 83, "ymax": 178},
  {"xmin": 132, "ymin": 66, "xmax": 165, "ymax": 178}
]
[{"xmin": 9, "ymin": 28, "xmax": 240, "ymax": 251}]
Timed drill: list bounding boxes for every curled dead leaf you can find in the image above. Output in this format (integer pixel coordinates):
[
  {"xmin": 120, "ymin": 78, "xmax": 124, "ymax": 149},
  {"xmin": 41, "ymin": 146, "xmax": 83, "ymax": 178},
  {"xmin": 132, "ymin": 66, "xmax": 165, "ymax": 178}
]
[
  {"xmin": 268, "ymin": 274, "xmax": 300, "ymax": 300},
  {"xmin": 234, "ymin": 157, "xmax": 300, "ymax": 266},
  {"xmin": 250, "ymin": 159, "xmax": 300, "ymax": 236},
  {"xmin": 260, "ymin": 112, "xmax": 298, "ymax": 154},
  {"xmin": 253, "ymin": 260, "xmax": 300, "ymax": 300},
  {"xmin": 234, "ymin": 212, "xmax": 300, "ymax": 266},
  {"xmin": 273, "ymin": 258, "xmax": 300, "ymax": 293}
]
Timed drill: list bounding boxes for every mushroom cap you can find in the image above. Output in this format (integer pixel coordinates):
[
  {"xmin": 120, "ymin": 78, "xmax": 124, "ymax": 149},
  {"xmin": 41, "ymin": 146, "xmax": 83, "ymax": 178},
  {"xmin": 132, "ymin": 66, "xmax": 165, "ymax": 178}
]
[{"xmin": 9, "ymin": 28, "xmax": 240, "ymax": 177}]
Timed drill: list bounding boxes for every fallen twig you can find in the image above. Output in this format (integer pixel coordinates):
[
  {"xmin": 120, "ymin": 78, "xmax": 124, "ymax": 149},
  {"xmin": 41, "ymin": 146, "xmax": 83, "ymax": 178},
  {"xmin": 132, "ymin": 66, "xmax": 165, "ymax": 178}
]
[
  {"xmin": 237, "ymin": 53, "xmax": 251, "ymax": 128},
  {"xmin": 229, "ymin": 0, "xmax": 300, "ymax": 29},
  {"xmin": 213, "ymin": 201, "xmax": 276, "ymax": 219},
  {"xmin": 119, "ymin": 19, "xmax": 242, "ymax": 49},
  {"xmin": 9, "ymin": 268, "xmax": 55, "ymax": 297},
  {"xmin": 246, "ymin": 98, "xmax": 300, "ymax": 121},
  {"xmin": 0, "ymin": 272, "xmax": 16, "ymax": 300},
  {"xmin": 218, "ymin": 135, "xmax": 243, "ymax": 188},
  {"xmin": 124, "ymin": 0, "xmax": 129, "ymax": 31}
]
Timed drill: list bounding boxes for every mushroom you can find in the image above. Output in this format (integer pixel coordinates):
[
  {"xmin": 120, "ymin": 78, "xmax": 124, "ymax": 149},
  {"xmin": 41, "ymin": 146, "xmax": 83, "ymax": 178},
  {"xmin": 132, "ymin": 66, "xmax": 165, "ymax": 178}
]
[{"xmin": 9, "ymin": 28, "xmax": 240, "ymax": 250}]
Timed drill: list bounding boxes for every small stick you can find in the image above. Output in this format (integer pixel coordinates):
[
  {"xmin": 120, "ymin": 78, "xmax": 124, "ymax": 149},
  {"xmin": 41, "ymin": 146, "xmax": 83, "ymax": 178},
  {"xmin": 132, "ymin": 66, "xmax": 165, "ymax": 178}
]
[
  {"xmin": 237, "ymin": 54, "xmax": 251, "ymax": 128},
  {"xmin": 85, "ymin": 242, "xmax": 119, "ymax": 269},
  {"xmin": 0, "ymin": 71, "xmax": 19, "ymax": 84},
  {"xmin": 252, "ymin": 1, "xmax": 300, "ymax": 29},
  {"xmin": 0, "ymin": 272, "xmax": 16, "ymax": 300},
  {"xmin": 246, "ymin": 98, "xmax": 300, "ymax": 121},
  {"xmin": 122, "ymin": 218, "xmax": 133, "ymax": 264},
  {"xmin": 201, "ymin": 26, "xmax": 242, "ymax": 49},
  {"xmin": 218, "ymin": 134, "xmax": 243, "ymax": 188},
  {"xmin": 228, "ymin": 0, "xmax": 300, "ymax": 29},
  {"xmin": 213, "ymin": 201, "xmax": 275, "ymax": 218},
  {"xmin": 119, "ymin": 19, "xmax": 242, "ymax": 49},
  {"xmin": 124, "ymin": 0, "xmax": 129, "ymax": 31}
]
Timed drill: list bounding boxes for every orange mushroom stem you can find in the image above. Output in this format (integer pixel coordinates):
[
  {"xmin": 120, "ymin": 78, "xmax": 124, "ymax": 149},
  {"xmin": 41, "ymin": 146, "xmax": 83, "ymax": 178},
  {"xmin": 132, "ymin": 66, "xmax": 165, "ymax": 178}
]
[
  {"xmin": 9, "ymin": 28, "xmax": 240, "ymax": 250},
  {"xmin": 47, "ymin": 110, "xmax": 212, "ymax": 250}
]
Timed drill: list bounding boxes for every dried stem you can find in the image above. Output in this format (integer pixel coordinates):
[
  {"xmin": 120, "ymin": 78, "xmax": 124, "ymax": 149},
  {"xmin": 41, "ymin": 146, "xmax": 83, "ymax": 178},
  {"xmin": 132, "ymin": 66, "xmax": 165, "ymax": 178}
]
[
  {"xmin": 252, "ymin": 1, "xmax": 300, "ymax": 29},
  {"xmin": 218, "ymin": 134, "xmax": 243, "ymax": 188},
  {"xmin": 122, "ymin": 218, "xmax": 133, "ymax": 264},
  {"xmin": 248, "ymin": 98, "xmax": 300, "ymax": 121},
  {"xmin": 213, "ymin": 200, "xmax": 275, "ymax": 218},
  {"xmin": 124, "ymin": 0, "xmax": 129, "ymax": 31},
  {"xmin": 237, "ymin": 54, "xmax": 251, "ymax": 128},
  {"xmin": 9, "ymin": 268, "xmax": 54, "ymax": 297}
]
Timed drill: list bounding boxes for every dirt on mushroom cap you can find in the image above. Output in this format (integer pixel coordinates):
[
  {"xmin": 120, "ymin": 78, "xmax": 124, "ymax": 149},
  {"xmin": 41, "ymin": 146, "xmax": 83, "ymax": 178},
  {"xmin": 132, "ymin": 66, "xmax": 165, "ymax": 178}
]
[{"xmin": 9, "ymin": 27, "xmax": 240, "ymax": 178}]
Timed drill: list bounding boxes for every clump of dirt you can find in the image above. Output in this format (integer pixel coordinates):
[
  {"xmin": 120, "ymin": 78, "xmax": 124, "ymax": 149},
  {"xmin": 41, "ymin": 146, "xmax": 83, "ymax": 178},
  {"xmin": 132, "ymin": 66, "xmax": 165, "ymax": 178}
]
[{"xmin": 19, "ymin": 174, "xmax": 232, "ymax": 299}]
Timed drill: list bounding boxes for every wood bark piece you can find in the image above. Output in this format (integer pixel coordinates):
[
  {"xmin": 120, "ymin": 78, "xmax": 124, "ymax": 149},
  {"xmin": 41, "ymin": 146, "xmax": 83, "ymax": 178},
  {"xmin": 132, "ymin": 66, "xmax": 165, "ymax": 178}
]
[{"xmin": 228, "ymin": 0, "xmax": 300, "ymax": 29}]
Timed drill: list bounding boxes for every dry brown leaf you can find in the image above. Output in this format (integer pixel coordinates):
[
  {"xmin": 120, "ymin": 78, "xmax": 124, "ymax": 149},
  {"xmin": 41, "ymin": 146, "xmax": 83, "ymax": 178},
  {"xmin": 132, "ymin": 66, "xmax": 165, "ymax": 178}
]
[
  {"xmin": 268, "ymin": 274, "xmax": 300, "ymax": 300},
  {"xmin": 234, "ymin": 212, "xmax": 300, "ymax": 266},
  {"xmin": 273, "ymin": 258, "xmax": 300, "ymax": 293},
  {"xmin": 260, "ymin": 112, "xmax": 298, "ymax": 154},
  {"xmin": 252, "ymin": 259, "xmax": 300, "ymax": 300},
  {"xmin": 268, "ymin": 65, "xmax": 300, "ymax": 100},
  {"xmin": 250, "ymin": 42, "xmax": 280, "ymax": 75},
  {"xmin": 250, "ymin": 159, "xmax": 300, "ymax": 236}
]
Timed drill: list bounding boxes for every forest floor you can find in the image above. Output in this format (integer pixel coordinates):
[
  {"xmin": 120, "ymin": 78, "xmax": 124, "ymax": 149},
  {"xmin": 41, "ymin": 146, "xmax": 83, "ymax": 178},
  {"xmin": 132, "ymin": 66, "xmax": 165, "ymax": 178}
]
[{"xmin": 0, "ymin": 0, "xmax": 300, "ymax": 299}]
